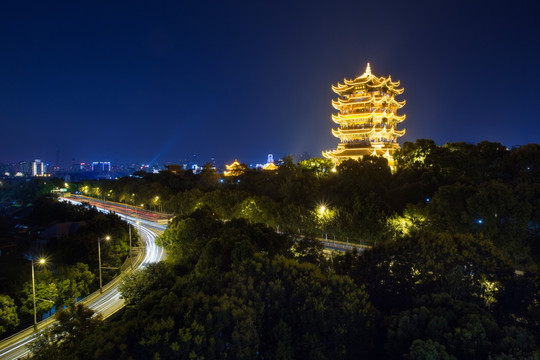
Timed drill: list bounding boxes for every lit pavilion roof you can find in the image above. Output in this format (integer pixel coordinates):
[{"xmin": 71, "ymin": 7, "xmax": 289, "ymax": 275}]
[
  {"xmin": 331, "ymin": 126, "xmax": 406, "ymax": 138},
  {"xmin": 262, "ymin": 162, "xmax": 278, "ymax": 171},
  {"xmin": 224, "ymin": 159, "xmax": 245, "ymax": 176},
  {"xmin": 332, "ymin": 96, "xmax": 406, "ymax": 110},
  {"xmin": 331, "ymin": 63, "xmax": 404, "ymax": 95},
  {"xmin": 331, "ymin": 111, "xmax": 406, "ymax": 124},
  {"xmin": 322, "ymin": 147, "xmax": 395, "ymax": 159}
]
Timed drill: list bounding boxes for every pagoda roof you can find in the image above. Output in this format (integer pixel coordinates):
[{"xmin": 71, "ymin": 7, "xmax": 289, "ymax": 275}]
[
  {"xmin": 331, "ymin": 111, "xmax": 406, "ymax": 124},
  {"xmin": 332, "ymin": 64, "xmax": 403, "ymax": 95},
  {"xmin": 322, "ymin": 147, "xmax": 397, "ymax": 160},
  {"xmin": 224, "ymin": 159, "xmax": 246, "ymax": 176},
  {"xmin": 332, "ymin": 96, "xmax": 406, "ymax": 110},
  {"xmin": 331, "ymin": 126, "xmax": 406, "ymax": 138},
  {"xmin": 263, "ymin": 162, "xmax": 278, "ymax": 171},
  {"xmin": 225, "ymin": 159, "xmax": 241, "ymax": 170}
]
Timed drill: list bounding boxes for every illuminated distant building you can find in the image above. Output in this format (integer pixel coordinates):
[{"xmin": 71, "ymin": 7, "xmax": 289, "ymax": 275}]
[
  {"xmin": 256, "ymin": 154, "xmax": 279, "ymax": 171},
  {"xmin": 323, "ymin": 63, "xmax": 406, "ymax": 168},
  {"xmin": 32, "ymin": 159, "xmax": 44, "ymax": 176},
  {"xmin": 263, "ymin": 154, "xmax": 278, "ymax": 171},
  {"xmin": 224, "ymin": 159, "xmax": 245, "ymax": 176},
  {"xmin": 165, "ymin": 164, "xmax": 183, "ymax": 175},
  {"xmin": 191, "ymin": 164, "xmax": 202, "ymax": 174},
  {"xmin": 92, "ymin": 161, "xmax": 111, "ymax": 172}
]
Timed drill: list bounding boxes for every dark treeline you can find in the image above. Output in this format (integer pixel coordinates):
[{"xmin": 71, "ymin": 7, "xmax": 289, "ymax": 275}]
[
  {"xmin": 80, "ymin": 139, "xmax": 540, "ymax": 269},
  {"xmin": 29, "ymin": 139, "xmax": 540, "ymax": 359},
  {"xmin": 0, "ymin": 186, "xmax": 134, "ymax": 336}
]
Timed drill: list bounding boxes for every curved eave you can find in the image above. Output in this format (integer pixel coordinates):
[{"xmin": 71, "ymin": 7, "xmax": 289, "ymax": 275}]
[
  {"xmin": 344, "ymin": 74, "xmax": 372, "ymax": 86},
  {"xmin": 332, "ymin": 112, "xmax": 406, "ymax": 122},
  {"xmin": 332, "ymin": 82, "xmax": 354, "ymax": 94},
  {"xmin": 331, "ymin": 99, "xmax": 342, "ymax": 110},
  {"xmin": 334, "ymin": 126, "xmax": 406, "ymax": 137},
  {"xmin": 334, "ymin": 96, "xmax": 405, "ymax": 109},
  {"xmin": 387, "ymin": 77, "xmax": 401, "ymax": 87},
  {"xmin": 371, "ymin": 97, "xmax": 406, "ymax": 108},
  {"xmin": 332, "ymin": 113, "xmax": 373, "ymax": 122},
  {"xmin": 263, "ymin": 163, "xmax": 278, "ymax": 171},
  {"xmin": 323, "ymin": 147, "xmax": 399, "ymax": 160},
  {"xmin": 393, "ymin": 113, "xmax": 406, "ymax": 122}
]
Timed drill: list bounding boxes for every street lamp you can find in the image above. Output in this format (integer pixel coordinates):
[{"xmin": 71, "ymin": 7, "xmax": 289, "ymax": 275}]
[
  {"xmin": 31, "ymin": 257, "xmax": 46, "ymax": 331},
  {"xmin": 318, "ymin": 205, "xmax": 328, "ymax": 241},
  {"xmin": 98, "ymin": 235, "xmax": 111, "ymax": 294},
  {"xmin": 155, "ymin": 196, "xmax": 160, "ymax": 212}
]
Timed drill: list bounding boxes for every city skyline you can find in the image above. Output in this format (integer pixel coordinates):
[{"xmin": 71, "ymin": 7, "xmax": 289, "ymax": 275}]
[{"xmin": 1, "ymin": 1, "xmax": 539, "ymax": 167}]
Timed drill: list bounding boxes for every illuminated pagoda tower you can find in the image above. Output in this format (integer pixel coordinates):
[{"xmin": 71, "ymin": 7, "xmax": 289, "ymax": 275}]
[
  {"xmin": 224, "ymin": 159, "xmax": 245, "ymax": 177},
  {"xmin": 323, "ymin": 63, "xmax": 406, "ymax": 167}
]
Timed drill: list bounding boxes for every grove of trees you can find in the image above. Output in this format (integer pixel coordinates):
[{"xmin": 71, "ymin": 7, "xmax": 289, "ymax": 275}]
[
  {"xmin": 26, "ymin": 139, "xmax": 540, "ymax": 358},
  {"xmin": 0, "ymin": 195, "xmax": 135, "ymax": 336}
]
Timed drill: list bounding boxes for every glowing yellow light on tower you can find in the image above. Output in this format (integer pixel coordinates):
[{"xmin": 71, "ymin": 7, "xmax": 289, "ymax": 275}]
[
  {"xmin": 323, "ymin": 63, "xmax": 406, "ymax": 169},
  {"xmin": 224, "ymin": 159, "xmax": 245, "ymax": 176}
]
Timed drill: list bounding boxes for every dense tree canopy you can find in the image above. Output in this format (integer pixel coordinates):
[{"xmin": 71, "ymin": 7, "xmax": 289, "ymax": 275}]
[
  {"xmin": 24, "ymin": 139, "xmax": 540, "ymax": 357},
  {"xmin": 0, "ymin": 197, "xmax": 133, "ymax": 335}
]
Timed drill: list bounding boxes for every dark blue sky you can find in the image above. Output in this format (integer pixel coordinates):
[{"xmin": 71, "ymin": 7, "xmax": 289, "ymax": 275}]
[{"xmin": 1, "ymin": 1, "xmax": 539, "ymax": 167}]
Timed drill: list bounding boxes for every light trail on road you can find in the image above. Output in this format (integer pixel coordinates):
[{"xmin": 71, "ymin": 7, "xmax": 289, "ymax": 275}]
[{"xmin": 0, "ymin": 201, "xmax": 165, "ymax": 360}]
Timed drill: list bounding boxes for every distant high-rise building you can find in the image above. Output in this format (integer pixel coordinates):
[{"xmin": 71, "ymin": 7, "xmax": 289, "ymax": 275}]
[
  {"xmin": 32, "ymin": 159, "xmax": 44, "ymax": 176},
  {"xmin": 19, "ymin": 161, "xmax": 30, "ymax": 176},
  {"xmin": 92, "ymin": 161, "xmax": 111, "ymax": 172}
]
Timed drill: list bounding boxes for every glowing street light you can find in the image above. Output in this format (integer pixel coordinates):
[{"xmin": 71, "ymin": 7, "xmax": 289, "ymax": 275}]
[
  {"xmin": 154, "ymin": 196, "xmax": 162, "ymax": 213},
  {"xmin": 31, "ymin": 257, "xmax": 46, "ymax": 331},
  {"xmin": 318, "ymin": 205, "xmax": 330, "ymax": 241}
]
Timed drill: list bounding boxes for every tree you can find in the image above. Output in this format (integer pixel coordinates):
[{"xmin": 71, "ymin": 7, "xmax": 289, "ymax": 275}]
[
  {"xmin": 119, "ymin": 262, "xmax": 175, "ymax": 305},
  {"xmin": 385, "ymin": 205, "xmax": 429, "ymax": 241},
  {"xmin": 55, "ymin": 263, "xmax": 95, "ymax": 306},
  {"xmin": 0, "ymin": 295, "xmax": 19, "ymax": 335},
  {"xmin": 298, "ymin": 157, "xmax": 334, "ymax": 178},
  {"xmin": 385, "ymin": 293, "xmax": 536, "ymax": 359},
  {"xmin": 19, "ymin": 279, "xmax": 57, "ymax": 319},
  {"xmin": 408, "ymin": 339, "xmax": 455, "ymax": 360},
  {"xmin": 345, "ymin": 231, "xmax": 513, "ymax": 312},
  {"xmin": 29, "ymin": 303, "xmax": 103, "ymax": 360}
]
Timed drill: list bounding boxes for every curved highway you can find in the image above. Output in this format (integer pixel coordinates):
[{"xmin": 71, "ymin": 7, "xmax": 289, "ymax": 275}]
[{"xmin": 0, "ymin": 201, "xmax": 166, "ymax": 360}]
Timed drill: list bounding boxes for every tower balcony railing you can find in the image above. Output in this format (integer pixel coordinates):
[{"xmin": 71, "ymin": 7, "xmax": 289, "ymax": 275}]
[
  {"xmin": 341, "ymin": 142, "xmax": 371, "ymax": 149},
  {"xmin": 341, "ymin": 123, "xmax": 391, "ymax": 130},
  {"xmin": 340, "ymin": 139, "xmax": 397, "ymax": 148}
]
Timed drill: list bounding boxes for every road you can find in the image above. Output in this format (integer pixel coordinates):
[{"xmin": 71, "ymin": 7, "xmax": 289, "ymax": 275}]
[
  {"xmin": 0, "ymin": 200, "xmax": 166, "ymax": 360},
  {"xmin": 320, "ymin": 238, "xmax": 369, "ymax": 252}
]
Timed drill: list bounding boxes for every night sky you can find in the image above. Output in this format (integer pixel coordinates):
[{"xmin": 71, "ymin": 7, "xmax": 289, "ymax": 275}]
[{"xmin": 1, "ymin": 1, "xmax": 539, "ymax": 167}]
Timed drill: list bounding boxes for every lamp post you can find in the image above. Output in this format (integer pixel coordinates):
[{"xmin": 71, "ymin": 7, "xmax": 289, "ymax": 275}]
[
  {"xmin": 155, "ymin": 196, "xmax": 160, "ymax": 213},
  {"xmin": 319, "ymin": 205, "xmax": 328, "ymax": 241},
  {"xmin": 128, "ymin": 224, "xmax": 132, "ymax": 269},
  {"xmin": 98, "ymin": 235, "xmax": 111, "ymax": 294},
  {"xmin": 31, "ymin": 258, "xmax": 46, "ymax": 331}
]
